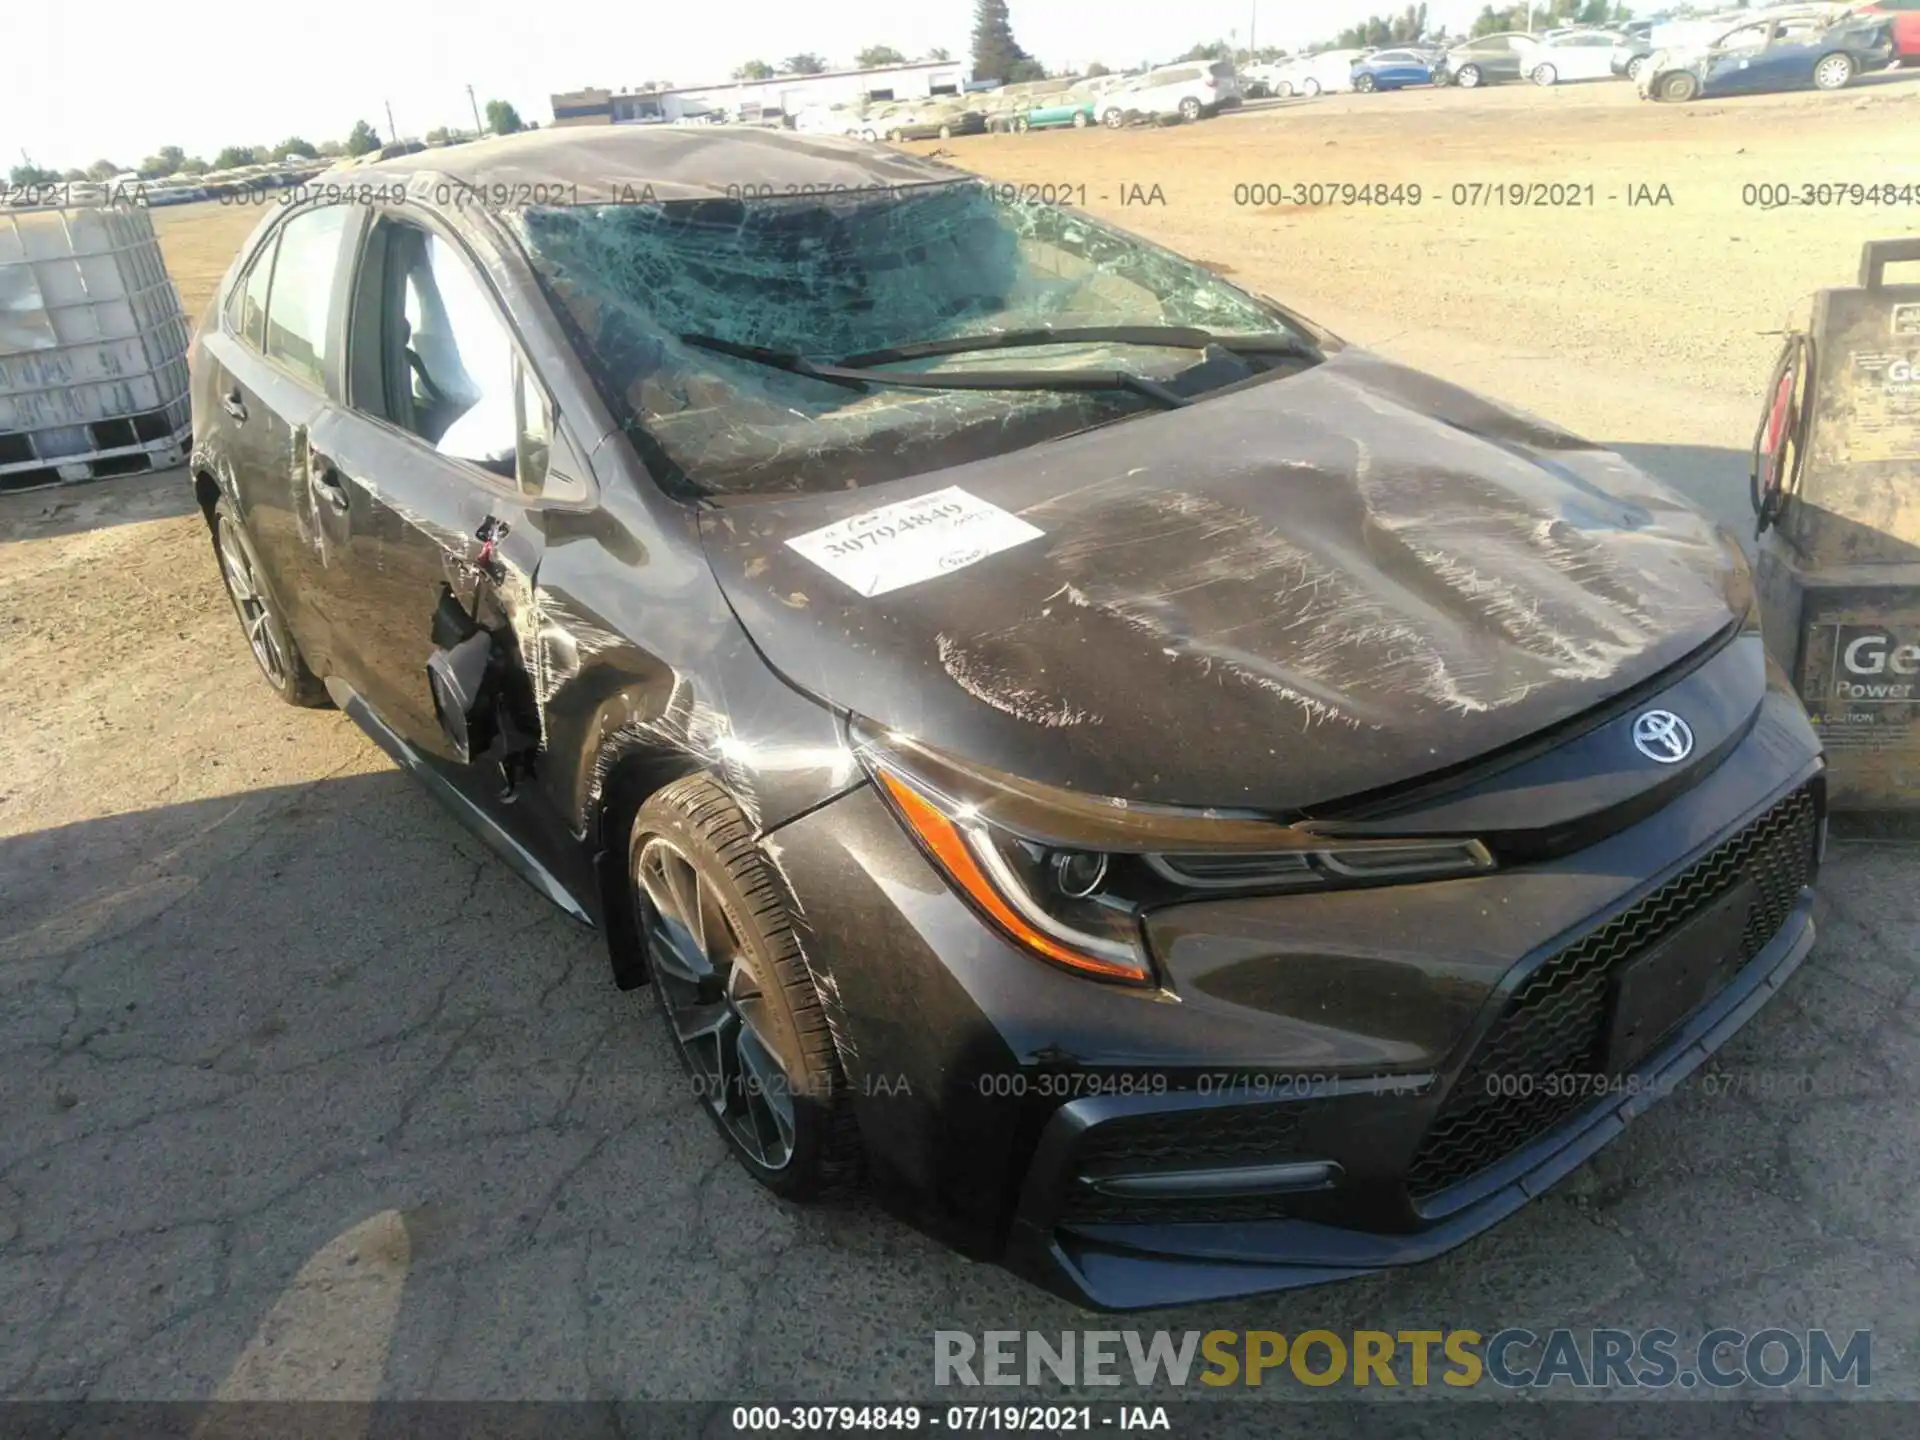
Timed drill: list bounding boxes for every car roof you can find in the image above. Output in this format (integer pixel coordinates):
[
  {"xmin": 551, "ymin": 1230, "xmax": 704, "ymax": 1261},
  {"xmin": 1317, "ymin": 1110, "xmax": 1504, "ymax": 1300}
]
[{"xmin": 325, "ymin": 125, "xmax": 967, "ymax": 203}]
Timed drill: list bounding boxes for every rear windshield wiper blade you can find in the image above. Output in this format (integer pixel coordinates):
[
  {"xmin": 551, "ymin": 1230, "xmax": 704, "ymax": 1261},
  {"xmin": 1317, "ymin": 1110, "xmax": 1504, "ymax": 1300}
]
[
  {"xmin": 680, "ymin": 332, "xmax": 1193, "ymax": 409},
  {"xmin": 834, "ymin": 325, "xmax": 1317, "ymax": 368}
]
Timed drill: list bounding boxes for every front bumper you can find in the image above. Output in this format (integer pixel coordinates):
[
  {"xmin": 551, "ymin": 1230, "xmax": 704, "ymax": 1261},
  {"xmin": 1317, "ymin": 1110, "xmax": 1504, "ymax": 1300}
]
[{"xmin": 765, "ymin": 667, "xmax": 1825, "ymax": 1310}]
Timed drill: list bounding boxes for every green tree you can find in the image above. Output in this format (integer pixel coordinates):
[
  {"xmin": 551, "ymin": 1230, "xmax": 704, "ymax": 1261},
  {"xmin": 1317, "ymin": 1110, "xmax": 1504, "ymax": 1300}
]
[
  {"xmin": 177, "ymin": 156, "xmax": 211, "ymax": 175},
  {"xmin": 317, "ymin": 139, "xmax": 346, "ymax": 158},
  {"xmin": 733, "ymin": 59, "xmax": 775, "ymax": 79},
  {"xmin": 213, "ymin": 145, "xmax": 259, "ymax": 170},
  {"xmin": 1085, "ymin": 61, "xmax": 1111, "ymax": 76},
  {"xmin": 344, "ymin": 120, "xmax": 383, "ymax": 156},
  {"xmin": 85, "ymin": 158, "xmax": 121, "ymax": 180},
  {"xmin": 483, "ymin": 100, "xmax": 524, "ymax": 134},
  {"xmin": 1177, "ymin": 41, "xmax": 1233, "ymax": 61},
  {"xmin": 781, "ymin": 53, "xmax": 829, "ymax": 74},
  {"xmin": 971, "ymin": 0, "xmax": 1034, "ymax": 83},
  {"xmin": 9, "ymin": 163, "xmax": 60, "ymax": 186},
  {"xmin": 923, "ymin": 46, "xmax": 952, "ymax": 61},
  {"xmin": 855, "ymin": 45, "xmax": 907, "ymax": 67},
  {"xmin": 1004, "ymin": 58, "xmax": 1047, "ymax": 82},
  {"xmin": 272, "ymin": 136, "xmax": 318, "ymax": 160},
  {"xmin": 61, "ymin": 168, "xmax": 88, "ymax": 182},
  {"xmin": 137, "ymin": 145, "xmax": 186, "ymax": 178},
  {"xmin": 425, "ymin": 126, "xmax": 453, "ymax": 144}
]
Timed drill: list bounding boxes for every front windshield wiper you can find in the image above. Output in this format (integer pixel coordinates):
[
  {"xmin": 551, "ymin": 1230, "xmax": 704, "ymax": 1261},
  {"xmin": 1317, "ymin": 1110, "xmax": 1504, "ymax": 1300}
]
[
  {"xmin": 833, "ymin": 324, "xmax": 1318, "ymax": 369},
  {"xmin": 680, "ymin": 332, "xmax": 1195, "ymax": 409}
]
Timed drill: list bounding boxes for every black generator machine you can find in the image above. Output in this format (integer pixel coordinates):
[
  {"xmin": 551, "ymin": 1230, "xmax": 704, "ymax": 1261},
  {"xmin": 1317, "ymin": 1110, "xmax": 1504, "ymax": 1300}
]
[{"xmin": 1754, "ymin": 237, "xmax": 1920, "ymax": 812}]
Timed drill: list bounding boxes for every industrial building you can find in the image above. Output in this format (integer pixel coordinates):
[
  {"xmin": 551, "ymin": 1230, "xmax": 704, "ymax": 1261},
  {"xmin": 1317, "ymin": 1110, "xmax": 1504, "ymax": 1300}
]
[{"xmin": 551, "ymin": 59, "xmax": 973, "ymax": 127}]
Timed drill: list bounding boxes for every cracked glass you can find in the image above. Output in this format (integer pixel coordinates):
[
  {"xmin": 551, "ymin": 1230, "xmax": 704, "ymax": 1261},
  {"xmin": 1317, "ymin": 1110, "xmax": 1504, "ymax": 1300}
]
[{"xmin": 512, "ymin": 181, "xmax": 1303, "ymax": 495}]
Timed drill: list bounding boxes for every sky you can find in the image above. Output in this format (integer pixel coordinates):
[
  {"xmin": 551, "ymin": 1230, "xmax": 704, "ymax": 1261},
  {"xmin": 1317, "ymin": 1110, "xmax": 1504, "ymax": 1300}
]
[{"xmin": 5, "ymin": 0, "xmax": 1493, "ymax": 173}]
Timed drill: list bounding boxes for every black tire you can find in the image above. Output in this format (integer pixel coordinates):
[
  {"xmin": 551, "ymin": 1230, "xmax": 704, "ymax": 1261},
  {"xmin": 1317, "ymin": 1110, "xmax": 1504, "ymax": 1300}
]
[
  {"xmin": 1302, "ymin": 77, "xmax": 1322, "ymax": 97},
  {"xmin": 1456, "ymin": 64, "xmax": 1482, "ymax": 89},
  {"xmin": 1102, "ymin": 107, "xmax": 1125, "ymax": 128},
  {"xmin": 1812, "ymin": 52, "xmax": 1855, "ymax": 91},
  {"xmin": 1355, "ymin": 73, "xmax": 1377, "ymax": 93},
  {"xmin": 1013, "ymin": 115, "xmax": 1030, "ymax": 133},
  {"xmin": 1656, "ymin": 70, "xmax": 1700, "ymax": 103},
  {"xmin": 938, "ymin": 124, "xmax": 953, "ymax": 140},
  {"xmin": 1178, "ymin": 96, "xmax": 1203, "ymax": 120},
  {"xmin": 630, "ymin": 774, "xmax": 861, "ymax": 1201},
  {"xmin": 1531, "ymin": 63, "xmax": 1557, "ymax": 87},
  {"xmin": 1072, "ymin": 110, "xmax": 1089, "ymax": 128},
  {"xmin": 210, "ymin": 496, "xmax": 327, "ymax": 707},
  {"xmin": 1276, "ymin": 80, "xmax": 1295, "ymax": 98}
]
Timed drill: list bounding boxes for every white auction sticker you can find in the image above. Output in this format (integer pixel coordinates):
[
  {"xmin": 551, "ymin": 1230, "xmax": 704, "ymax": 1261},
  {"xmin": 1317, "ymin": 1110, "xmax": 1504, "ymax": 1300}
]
[{"xmin": 784, "ymin": 486, "xmax": 1044, "ymax": 597}]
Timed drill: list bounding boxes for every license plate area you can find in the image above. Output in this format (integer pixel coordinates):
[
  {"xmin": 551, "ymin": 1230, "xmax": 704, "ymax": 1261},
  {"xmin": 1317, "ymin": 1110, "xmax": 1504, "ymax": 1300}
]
[{"xmin": 1602, "ymin": 878, "xmax": 1759, "ymax": 1075}]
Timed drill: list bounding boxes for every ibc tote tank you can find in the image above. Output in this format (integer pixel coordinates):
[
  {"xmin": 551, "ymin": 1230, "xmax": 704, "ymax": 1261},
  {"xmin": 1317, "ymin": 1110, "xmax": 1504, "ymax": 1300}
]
[{"xmin": 0, "ymin": 202, "xmax": 192, "ymax": 493}]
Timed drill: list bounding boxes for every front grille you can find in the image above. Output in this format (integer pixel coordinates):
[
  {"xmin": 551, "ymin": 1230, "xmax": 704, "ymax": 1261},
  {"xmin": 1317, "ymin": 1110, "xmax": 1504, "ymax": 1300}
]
[
  {"xmin": 1059, "ymin": 1102, "xmax": 1306, "ymax": 1225},
  {"xmin": 1406, "ymin": 785, "xmax": 1817, "ymax": 1201}
]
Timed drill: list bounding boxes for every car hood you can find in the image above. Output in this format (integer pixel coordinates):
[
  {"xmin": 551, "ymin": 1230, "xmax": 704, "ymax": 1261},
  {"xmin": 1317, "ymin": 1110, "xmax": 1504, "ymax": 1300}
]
[{"xmin": 698, "ymin": 347, "xmax": 1747, "ymax": 814}]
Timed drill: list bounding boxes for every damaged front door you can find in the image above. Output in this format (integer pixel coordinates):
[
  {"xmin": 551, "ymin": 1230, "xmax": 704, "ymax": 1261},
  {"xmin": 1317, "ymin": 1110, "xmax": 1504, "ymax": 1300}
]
[{"xmin": 317, "ymin": 206, "xmax": 586, "ymax": 891}]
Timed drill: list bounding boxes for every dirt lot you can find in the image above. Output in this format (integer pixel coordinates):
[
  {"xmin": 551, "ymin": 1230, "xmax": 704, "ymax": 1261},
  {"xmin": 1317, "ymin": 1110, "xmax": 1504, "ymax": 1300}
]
[{"xmin": 5, "ymin": 77, "xmax": 1920, "ymax": 1409}]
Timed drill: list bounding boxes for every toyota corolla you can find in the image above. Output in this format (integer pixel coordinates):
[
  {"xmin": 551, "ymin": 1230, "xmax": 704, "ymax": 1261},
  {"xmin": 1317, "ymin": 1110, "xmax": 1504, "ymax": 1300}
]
[{"xmin": 188, "ymin": 127, "xmax": 1825, "ymax": 1310}]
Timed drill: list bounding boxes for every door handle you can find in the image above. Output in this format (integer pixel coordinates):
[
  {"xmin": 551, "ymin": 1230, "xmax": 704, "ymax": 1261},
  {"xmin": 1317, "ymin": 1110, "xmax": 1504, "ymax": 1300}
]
[
  {"xmin": 221, "ymin": 388, "xmax": 248, "ymax": 423},
  {"xmin": 310, "ymin": 453, "xmax": 350, "ymax": 513}
]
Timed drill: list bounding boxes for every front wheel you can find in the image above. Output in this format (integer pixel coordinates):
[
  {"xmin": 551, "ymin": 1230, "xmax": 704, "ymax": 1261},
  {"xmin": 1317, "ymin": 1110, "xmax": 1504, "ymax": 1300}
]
[
  {"xmin": 1355, "ymin": 73, "xmax": 1377, "ymax": 93},
  {"xmin": 1072, "ymin": 109, "xmax": 1089, "ymax": 128},
  {"xmin": 1656, "ymin": 70, "xmax": 1700, "ymax": 102},
  {"xmin": 1455, "ymin": 64, "xmax": 1482, "ymax": 89},
  {"xmin": 1812, "ymin": 52, "xmax": 1856, "ymax": 91},
  {"xmin": 1102, "ymin": 107, "xmax": 1125, "ymax": 128},
  {"xmin": 938, "ymin": 124, "xmax": 952, "ymax": 139},
  {"xmin": 630, "ymin": 774, "xmax": 862, "ymax": 1200},
  {"xmin": 1276, "ymin": 80, "xmax": 1295, "ymax": 97},
  {"xmin": 1302, "ymin": 77, "xmax": 1322, "ymax": 97},
  {"xmin": 1531, "ymin": 63, "xmax": 1558, "ymax": 86},
  {"xmin": 210, "ymin": 497, "xmax": 327, "ymax": 707},
  {"xmin": 1178, "ymin": 96, "xmax": 1203, "ymax": 120}
]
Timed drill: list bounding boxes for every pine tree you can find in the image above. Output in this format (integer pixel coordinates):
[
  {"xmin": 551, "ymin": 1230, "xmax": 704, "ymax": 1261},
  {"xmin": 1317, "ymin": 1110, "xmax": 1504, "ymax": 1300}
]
[{"xmin": 971, "ymin": 0, "xmax": 1032, "ymax": 83}]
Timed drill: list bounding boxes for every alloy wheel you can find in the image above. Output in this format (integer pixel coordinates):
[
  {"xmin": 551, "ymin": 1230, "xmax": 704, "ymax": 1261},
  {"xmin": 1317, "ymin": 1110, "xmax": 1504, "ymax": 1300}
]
[
  {"xmin": 217, "ymin": 518, "xmax": 288, "ymax": 688},
  {"xmin": 637, "ymin": 836, "xmax": 798, "ymax": 1171},
  {"xmin": 1813, "ymin": 54, "xmax": 1853, "ymax": 90}
]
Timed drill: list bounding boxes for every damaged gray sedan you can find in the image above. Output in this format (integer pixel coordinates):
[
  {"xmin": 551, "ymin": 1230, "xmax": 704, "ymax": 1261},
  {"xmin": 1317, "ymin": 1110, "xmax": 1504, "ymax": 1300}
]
[{"xmin": 189, "ymin": 127, "xmax": 1825, "ymax": 1310}]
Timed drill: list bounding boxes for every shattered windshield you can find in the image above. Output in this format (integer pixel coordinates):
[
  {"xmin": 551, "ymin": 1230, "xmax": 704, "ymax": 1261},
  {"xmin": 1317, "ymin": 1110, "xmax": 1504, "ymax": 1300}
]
[{"xmin": 512, "ymin": 181, "xmax": 1313, "ymax": 496}]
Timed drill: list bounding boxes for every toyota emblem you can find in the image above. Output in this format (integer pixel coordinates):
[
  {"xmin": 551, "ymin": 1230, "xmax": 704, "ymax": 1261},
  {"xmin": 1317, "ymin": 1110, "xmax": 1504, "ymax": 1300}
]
[{"xmin": 1632, "ymin": 709, "xmax": 1695, "ymax": 764}]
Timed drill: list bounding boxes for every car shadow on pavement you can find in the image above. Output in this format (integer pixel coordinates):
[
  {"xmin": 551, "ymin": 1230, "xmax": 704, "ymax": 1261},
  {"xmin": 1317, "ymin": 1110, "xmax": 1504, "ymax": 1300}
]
[{"xmin": 2, "ymin": 762, "xmax": 1916, "ymax": 1400}]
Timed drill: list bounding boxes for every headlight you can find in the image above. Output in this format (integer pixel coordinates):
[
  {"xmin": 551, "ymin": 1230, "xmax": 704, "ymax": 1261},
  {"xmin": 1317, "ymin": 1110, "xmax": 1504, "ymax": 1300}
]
[{"xmin": 857, "ymin": 728, "xmax": 1493, "ymax": 986}]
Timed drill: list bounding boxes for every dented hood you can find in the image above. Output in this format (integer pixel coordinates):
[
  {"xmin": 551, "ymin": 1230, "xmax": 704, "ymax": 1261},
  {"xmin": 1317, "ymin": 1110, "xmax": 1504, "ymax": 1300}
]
[{"xmin": 698, "ymin": 348, "xmax": 1747, "ymax": 813}]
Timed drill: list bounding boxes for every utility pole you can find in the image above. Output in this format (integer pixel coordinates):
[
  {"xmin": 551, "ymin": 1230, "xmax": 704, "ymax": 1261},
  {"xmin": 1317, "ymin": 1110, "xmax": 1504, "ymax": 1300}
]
[
  {"xmin": 385, "ymin": 100, "xmax": 398, "ymax": 142},
  {"xmin": 1249, "ymin": 1, "xmax": 1257, "ymax": 58},
  {"xmin": 467, "ymin": 84, "xmax": 483, "ymax": 136}
]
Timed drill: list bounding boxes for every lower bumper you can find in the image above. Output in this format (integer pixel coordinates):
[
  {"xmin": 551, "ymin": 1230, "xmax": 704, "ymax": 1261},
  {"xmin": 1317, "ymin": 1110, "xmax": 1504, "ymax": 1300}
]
[{"xmin": 1006, "ymin": 892, "xmax": 1816, "ymax": 1310}]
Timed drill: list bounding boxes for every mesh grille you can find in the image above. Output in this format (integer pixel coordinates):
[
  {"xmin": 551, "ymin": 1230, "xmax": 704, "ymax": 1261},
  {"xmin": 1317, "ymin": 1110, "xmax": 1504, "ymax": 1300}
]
[{"xmin": 1406, "ymin": 785, "xmax": 1818, "ymax": 1200}]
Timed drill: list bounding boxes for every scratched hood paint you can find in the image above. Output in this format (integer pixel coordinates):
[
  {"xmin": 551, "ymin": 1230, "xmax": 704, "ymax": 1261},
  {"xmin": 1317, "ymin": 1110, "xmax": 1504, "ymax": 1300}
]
[{"xmin": 699, "ymin": 348, "xmax": 1745, "ymax": 812}]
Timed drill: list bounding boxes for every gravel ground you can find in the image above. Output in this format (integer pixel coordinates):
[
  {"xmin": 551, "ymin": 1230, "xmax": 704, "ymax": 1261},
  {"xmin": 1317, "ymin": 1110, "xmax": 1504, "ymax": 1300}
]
[{"xmin": 4, "ymin": 74, "xmax": 1920, "ymax": 1417}]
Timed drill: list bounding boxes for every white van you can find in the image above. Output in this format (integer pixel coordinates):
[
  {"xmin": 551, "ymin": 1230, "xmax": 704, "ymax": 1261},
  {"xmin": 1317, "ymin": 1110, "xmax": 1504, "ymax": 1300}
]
[{"xmin": 1269, "ymin": 49, "xmax": 1366, "ymax": 97}]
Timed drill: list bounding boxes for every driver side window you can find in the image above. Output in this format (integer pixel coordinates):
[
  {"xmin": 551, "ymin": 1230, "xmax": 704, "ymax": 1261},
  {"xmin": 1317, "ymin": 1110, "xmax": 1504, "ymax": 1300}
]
[{"xmin": 346, "ymin": 216, "xmax": 553, "ymax": 494}]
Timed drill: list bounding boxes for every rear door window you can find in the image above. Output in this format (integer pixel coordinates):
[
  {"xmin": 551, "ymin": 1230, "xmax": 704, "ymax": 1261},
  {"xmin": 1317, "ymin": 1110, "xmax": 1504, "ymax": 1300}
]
[{"xmin": 263, "ymin": 205, "xmax": 352, "ymax": 389}]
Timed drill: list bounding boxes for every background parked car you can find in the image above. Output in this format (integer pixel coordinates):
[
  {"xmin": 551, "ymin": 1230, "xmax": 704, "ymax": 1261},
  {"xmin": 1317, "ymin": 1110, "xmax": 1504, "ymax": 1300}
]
[
  {"xmin": 883, "ymin": 101, "xmax": 987, "ymax": 142},
  {"xmin": 1521, "ymin": 29, "xmax": 1636, "ymax": 84},
  {"xmin": 1269, "ymin": 48, "xmax": 1367, "ymax": 96},
  {"xmin": 1854, "ymin": 0, "xmax": 1920, "ymax": 62},
  {"xmin": 1102, "ymin": 60, "xmax": 1240, "ymax": 124},
  {"xmin": 1437, "ymin": 32, "xmax": 1537, "ymax": 86},
  {"xmin": 1351, "ymin": 48, "xmax": 1439, "ymax": 91},
  {"xmin": 1013, "ymin": 85, "xmax": 1103, "ymax": 131},
  {"xmin": 1639, "ymin": 11, "xmax": 1895, "ymax": 100}
]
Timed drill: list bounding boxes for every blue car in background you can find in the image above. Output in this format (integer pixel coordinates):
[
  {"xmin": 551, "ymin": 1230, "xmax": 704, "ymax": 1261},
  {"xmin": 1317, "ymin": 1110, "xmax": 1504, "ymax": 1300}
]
[{"xmin": 1351, "ymin": 47, "xmax": 1441, "ymax": 91}]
